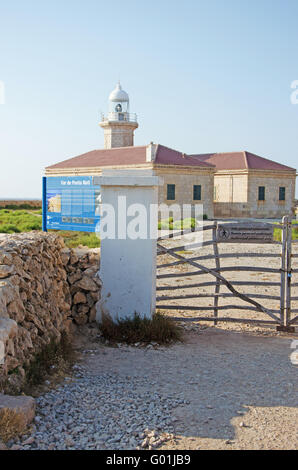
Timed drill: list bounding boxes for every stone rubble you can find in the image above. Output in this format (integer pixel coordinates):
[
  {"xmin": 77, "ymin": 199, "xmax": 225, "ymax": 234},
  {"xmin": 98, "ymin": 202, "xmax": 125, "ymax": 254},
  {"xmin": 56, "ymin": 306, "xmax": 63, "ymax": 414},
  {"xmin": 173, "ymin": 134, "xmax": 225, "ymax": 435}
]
[{"xmin": 6, "ymin": 362, "xmax": 179, "ymax": 451}]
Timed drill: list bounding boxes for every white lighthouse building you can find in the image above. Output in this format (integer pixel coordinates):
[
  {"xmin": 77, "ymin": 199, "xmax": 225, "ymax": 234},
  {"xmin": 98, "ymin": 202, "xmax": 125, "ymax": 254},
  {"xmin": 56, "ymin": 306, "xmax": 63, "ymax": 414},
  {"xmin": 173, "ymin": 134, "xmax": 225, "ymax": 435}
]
[
  {"xmin": 46, "ymin": 82, "xmax": 296, "ymax": 220},
  {"xmin": 99, "ymin": 82, "xmax": 138, "ymax": 149}
]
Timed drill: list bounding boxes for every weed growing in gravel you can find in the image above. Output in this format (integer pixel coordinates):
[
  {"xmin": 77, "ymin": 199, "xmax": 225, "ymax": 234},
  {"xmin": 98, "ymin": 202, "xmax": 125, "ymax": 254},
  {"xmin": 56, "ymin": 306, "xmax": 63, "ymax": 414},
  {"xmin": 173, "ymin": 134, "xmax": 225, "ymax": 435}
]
[
  {"xmin": 99, "ymin": 312, "xmax": 183, "ymax": 345},
  {"xmin": 0, "ymin": 408, "xmax": 27, "ymax": 442},
  {"xmin": 23, "ymin": 332, "xmax": 74, "ymax": 390}
]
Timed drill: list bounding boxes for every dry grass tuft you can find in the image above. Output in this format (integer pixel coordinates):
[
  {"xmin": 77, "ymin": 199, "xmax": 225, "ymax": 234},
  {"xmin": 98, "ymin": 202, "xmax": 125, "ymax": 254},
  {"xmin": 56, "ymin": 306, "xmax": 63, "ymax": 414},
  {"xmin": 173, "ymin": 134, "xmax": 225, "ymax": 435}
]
[
  {"xmin": 24, "ymin": 331, "xmax": 74, "ymax": 390},
  {"xmin": 0, "ymin": 409, "xmax": 27, "ymax": 443},
  {"xmin": 99, "ymin": 312, "xmax": 183, "ymax": 345}
]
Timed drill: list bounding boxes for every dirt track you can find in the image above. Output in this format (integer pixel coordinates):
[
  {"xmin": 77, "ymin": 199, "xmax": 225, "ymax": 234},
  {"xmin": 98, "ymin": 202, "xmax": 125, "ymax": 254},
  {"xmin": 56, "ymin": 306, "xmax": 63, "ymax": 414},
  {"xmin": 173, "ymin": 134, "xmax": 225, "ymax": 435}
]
[
  {"xmin": 157, "ymin": 328, "xmax": 298, "ymax": 450},
  {"xmin": 10, "ymin": 324, "xmax": 297, "ymax": 450},
  {"xmin": 79, "ymin": 325, "xmax": 298, "ymax": 450},
  {"xmin": 153, "ymin": 230, "xmax": 298, "ymax": 449}
]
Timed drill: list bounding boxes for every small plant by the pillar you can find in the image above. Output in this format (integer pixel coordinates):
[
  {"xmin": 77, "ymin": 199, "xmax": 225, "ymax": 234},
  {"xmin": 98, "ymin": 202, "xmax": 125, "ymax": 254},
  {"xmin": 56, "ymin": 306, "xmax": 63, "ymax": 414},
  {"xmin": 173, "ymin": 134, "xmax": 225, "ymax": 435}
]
[{"xmin": 98, "ymin": 312, "xmax": 183, "ymax": 345}]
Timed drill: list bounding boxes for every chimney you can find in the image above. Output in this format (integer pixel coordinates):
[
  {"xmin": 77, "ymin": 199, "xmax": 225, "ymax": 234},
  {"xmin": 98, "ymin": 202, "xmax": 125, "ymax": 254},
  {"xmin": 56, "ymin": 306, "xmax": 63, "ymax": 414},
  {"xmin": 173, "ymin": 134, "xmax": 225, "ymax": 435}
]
[{"xmin": 146, "ymin": 142, "xmax": 158, "ymax": 162}]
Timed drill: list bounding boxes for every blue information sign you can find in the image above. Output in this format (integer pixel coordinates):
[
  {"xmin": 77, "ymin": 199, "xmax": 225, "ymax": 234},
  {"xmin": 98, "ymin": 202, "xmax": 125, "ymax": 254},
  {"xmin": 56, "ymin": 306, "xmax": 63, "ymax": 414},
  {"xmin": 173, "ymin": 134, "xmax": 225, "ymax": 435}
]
[{"xmin": 42, "ymin": 176, "xmax": 101, "ymax": 232}]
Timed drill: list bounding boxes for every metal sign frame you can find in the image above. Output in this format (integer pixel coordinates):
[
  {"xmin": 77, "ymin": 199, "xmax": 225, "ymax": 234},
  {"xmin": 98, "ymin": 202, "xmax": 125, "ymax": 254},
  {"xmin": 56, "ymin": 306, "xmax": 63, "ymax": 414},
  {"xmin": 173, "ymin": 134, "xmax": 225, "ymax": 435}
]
[
  {"xmin": 217, "ymin": 223, "xmax": 274, "ymax": 243},
  {"xmin": 42, "ymin": 176, "xmax": 101, "ymax": 232}
]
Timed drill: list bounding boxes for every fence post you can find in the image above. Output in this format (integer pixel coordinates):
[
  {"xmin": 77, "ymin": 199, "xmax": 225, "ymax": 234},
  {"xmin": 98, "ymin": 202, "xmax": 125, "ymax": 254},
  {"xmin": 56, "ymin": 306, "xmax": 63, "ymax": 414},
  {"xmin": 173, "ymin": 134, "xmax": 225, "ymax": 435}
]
[
  {"xmin": 212, "ymin": 221, "xmax": 220, "ymax": 325},
  {"xmin": 42, "ymin": 176, "xmax": 47, "ymax": 232},
  {"xmin": 280, "ymin": 216, "xmax": 287, "ymax": 326},
  {"xmin": 278, "ymin": 216, "xmax": 295, "ymax": 332},
  {"xmin": 96, "ymin": 172, "xmax": 162, "ymax": 323},
  {"xmin": 286, "ymin": 216, "xmax": 293, "ymax": 328}
]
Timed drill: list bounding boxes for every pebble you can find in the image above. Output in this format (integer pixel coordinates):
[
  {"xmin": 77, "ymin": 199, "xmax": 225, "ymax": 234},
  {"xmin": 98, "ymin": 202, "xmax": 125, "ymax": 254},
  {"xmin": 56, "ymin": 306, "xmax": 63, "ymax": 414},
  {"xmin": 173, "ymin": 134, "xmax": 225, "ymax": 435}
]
[
  {"xmin": 22, "ymin": 437, "xmax": 35, "ymax": 445},
  {"xmin": 11, "ymin": 444, "xmax": 23, "ymax": 450}
]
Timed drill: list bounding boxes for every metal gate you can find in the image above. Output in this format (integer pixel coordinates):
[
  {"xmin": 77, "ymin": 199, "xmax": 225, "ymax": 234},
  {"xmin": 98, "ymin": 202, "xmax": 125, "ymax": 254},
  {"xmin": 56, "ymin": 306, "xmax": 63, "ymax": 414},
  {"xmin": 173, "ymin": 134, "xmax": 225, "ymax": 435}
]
[
  {"xmin": 156, "ymin": 217, "xmax": 297, "ymax": 331},
  {"xmin": 289, "ymin": 218, "xmax": 298, "ymax": 329}
]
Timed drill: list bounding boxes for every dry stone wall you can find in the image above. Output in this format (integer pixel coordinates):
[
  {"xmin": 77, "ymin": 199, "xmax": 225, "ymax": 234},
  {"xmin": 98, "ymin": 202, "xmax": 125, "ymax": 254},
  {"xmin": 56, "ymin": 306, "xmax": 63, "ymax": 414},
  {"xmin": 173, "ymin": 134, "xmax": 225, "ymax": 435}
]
[
  {"xmin": 61, "ymin": 246, "xmax": 101, "ymax": 325},
  {"xmin": 0, "ymin": 232, "xmax": 100, "ymax": 384}
]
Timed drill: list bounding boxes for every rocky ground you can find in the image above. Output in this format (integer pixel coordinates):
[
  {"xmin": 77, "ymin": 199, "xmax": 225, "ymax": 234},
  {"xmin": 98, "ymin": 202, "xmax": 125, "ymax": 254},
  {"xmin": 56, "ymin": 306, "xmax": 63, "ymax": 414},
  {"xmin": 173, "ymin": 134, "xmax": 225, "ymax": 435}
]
[{"xmin": 4, "ymin": 323, "xmax": 298, "ymax": 451}]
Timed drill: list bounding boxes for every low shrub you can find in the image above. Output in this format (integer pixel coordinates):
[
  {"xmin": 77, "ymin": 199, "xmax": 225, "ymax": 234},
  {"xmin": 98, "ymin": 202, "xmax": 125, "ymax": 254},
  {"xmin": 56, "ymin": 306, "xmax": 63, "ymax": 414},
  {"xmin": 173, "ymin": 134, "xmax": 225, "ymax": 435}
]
[
  {"xmin": 158, "ymin": 216, "xmax": 208, "ymax": 230},
  {"xmin": 172, "ymin": 217, "xmax": 195, "ymax": 230},
  {"xmin": 99, "ymin": 312, "xmax": 183, "ymax": 345},
  {"xmin": 24, "ymin": 332, "xmax": 73, "ymax": 389},
  {"xmin": 0, "ymin": 224, "xmax": 21, "ymax": 233},
  {"xmin": 1, "ymin": 203, "xmax": 41, "ymax": 210},
  {"xmin": 0, "ymin": 209, "xmax": 42, "ymax": 233},
  {"xmin": 52, "ymin": 230, "xmax": 101, "ymax": 248},
  {"xmin": 274, "ymin": 221, "xmax": 298, "ymax": 241},
  {"xmin": 0, "ymin": 408, "xmax": 27, "ymax": 443}
]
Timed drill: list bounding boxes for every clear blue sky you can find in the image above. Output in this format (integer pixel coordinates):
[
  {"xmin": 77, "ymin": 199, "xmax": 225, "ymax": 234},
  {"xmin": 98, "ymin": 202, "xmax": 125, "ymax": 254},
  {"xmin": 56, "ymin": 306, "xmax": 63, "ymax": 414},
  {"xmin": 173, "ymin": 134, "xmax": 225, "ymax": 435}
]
[{"xmin": 0, "ymin": 0, "xmax": 298, "ymax": 198}]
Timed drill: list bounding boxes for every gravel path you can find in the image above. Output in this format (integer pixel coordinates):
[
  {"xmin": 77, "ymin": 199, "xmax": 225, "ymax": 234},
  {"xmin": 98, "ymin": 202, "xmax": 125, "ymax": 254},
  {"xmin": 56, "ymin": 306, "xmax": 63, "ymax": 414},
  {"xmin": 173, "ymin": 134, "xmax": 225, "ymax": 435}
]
[{"xmin": 8, "ymin": 326, "xmax": 298, "ymax": 450}]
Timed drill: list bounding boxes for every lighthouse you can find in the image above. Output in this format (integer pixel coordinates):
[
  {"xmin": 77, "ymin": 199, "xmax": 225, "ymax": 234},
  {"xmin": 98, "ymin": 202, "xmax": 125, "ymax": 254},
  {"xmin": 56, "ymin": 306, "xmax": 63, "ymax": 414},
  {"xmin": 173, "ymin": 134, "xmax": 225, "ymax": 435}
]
[{"xmin": 99, "ymin": 82, "xmax": 138, "ymax": 149}]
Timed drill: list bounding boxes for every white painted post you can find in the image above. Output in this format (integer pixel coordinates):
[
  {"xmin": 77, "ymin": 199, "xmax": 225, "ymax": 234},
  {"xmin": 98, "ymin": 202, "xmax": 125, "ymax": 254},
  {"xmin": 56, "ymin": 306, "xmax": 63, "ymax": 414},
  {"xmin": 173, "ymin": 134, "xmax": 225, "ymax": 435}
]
[{"xmin": 96, "ymin": 172, "xmax": 162, "ymax": 323}]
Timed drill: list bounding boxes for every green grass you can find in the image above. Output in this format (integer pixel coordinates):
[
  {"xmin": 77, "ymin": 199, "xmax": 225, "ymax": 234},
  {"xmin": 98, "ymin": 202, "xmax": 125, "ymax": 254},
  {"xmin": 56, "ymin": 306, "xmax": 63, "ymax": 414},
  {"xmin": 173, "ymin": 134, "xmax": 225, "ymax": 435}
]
[
  {"xmin": 158, "ymin": 215, "xmax": 208, "ymax": 230},
  {"xmin": 51, "ymin": 230, "xmax": 101, "ymax": 248},
  {"xmin": 0, "ymin": 209, "xmax": 100, "ymax": 248},
  {"xmin": 274, "ymin": 221, "xmax": 298, "ymax": 241},
  {"xmin": 0, "ymin": 209, "xmax": 42, "ymax": 233},
  {"xmin": 3, "ymin": 207, "xmax": 296, "ymax": 246}
]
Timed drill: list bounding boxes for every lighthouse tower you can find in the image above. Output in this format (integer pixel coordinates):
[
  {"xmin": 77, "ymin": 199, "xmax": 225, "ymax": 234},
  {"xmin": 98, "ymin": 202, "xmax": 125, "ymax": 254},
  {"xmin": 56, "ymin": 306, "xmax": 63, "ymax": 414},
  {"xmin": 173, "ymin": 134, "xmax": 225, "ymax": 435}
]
[{"xmin": 99, "ymin": 82, "xmax": 138, "ymax": 149}]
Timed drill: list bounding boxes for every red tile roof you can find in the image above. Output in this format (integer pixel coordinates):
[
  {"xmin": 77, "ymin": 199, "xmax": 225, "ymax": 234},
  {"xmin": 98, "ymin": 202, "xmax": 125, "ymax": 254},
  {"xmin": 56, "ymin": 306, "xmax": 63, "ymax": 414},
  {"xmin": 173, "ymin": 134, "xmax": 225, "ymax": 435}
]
[
  {"xmin": 46, "ymin": 146, "xmax": 148, "ymax": 169},
  {"xmin": 46, "ymin": 146, "xmax": 295, "ymax": 172},
  {"xmin": 155, "ymin": 145, "xmax": 214, "ymax": 167},
  {"xmin": 189, "ymin": 151, "xmax": 296, "ymax": 171},
  {"xmin": 46, "ymin": 144, "xmax": 214, "ymax": 170}
]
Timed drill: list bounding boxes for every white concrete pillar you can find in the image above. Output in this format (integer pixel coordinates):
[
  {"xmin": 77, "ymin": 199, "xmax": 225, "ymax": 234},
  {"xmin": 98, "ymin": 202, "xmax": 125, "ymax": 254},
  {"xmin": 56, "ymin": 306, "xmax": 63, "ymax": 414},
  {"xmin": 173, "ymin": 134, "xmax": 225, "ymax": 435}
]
[{"xmin": 96, "ymin": 172, "xmax": 162, "ymax": 323}]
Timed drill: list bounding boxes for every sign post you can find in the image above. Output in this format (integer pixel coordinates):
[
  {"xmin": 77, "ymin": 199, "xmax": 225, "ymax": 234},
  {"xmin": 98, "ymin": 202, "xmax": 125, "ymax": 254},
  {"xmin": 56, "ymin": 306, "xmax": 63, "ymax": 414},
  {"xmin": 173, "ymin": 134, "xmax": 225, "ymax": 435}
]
[{"xmin": 42, "ymin": 176, "xmax": 47, "ymax": 232}]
